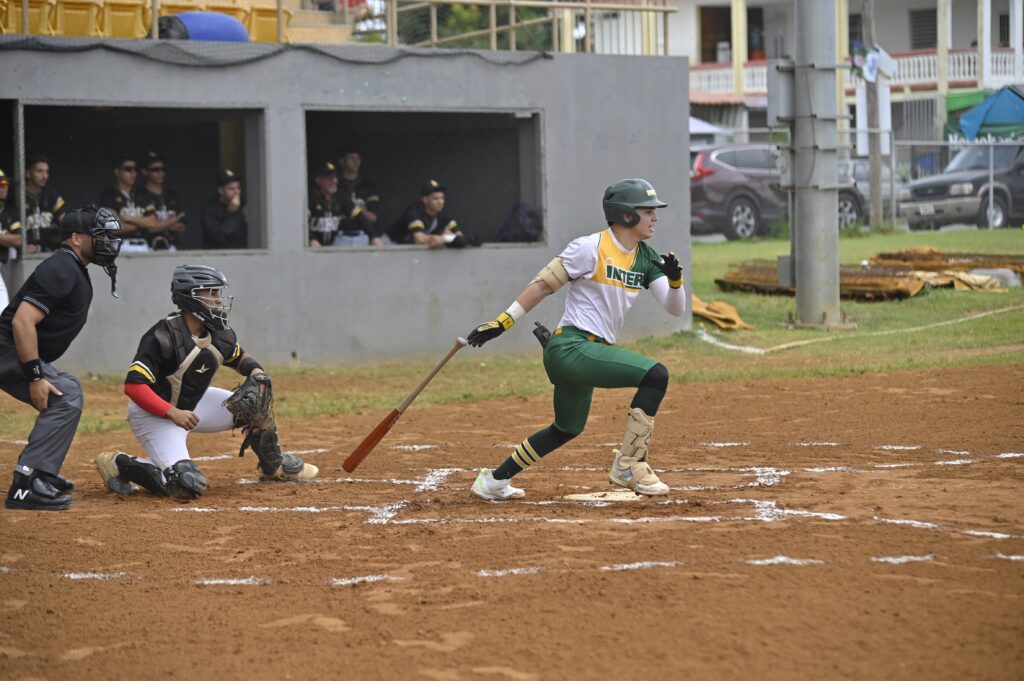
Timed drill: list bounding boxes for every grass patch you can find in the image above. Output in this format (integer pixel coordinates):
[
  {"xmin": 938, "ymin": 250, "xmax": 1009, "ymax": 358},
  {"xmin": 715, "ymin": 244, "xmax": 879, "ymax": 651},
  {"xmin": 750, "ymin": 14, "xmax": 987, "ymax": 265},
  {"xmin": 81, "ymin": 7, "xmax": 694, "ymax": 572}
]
[{"xmin": 1, "ymin": 229, "xmax": 1019, "ymax": 430}]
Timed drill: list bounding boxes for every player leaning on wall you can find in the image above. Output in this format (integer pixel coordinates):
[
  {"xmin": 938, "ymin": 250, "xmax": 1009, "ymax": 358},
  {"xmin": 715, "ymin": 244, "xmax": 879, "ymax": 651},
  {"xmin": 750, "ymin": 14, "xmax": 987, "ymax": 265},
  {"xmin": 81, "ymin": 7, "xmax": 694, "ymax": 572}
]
[
  {"xmin": 95, "ymin": 265, "xmax": 317, "ymax": 499},
  {"xmin": 467, "ymin": 178, "xmax": 686, "ymax": 500}
]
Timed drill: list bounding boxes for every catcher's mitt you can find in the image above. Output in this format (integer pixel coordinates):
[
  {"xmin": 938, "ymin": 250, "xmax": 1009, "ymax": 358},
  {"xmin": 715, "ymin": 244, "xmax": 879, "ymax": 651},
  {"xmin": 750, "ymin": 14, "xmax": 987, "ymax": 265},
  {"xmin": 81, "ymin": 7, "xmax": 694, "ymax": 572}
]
[{"xmin": 223, "ymin": 372, "xmax": 276, "ymax": 439}]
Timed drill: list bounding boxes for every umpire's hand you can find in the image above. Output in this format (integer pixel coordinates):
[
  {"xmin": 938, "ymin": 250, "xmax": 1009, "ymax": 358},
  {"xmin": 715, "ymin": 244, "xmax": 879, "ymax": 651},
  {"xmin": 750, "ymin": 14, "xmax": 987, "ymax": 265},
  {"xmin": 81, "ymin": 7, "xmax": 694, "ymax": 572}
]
[{"xmin": 28, "ymin": 378, "xmax": 62, "ymax": 412}]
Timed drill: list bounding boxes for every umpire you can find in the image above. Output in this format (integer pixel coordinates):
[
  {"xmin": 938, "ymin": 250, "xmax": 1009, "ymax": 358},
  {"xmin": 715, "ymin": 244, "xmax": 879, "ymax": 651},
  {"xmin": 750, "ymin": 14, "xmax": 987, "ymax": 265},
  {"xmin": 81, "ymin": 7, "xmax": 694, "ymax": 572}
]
[{"xmin": 0, "ymin": 206, "xmax": 123, "ymax": 510}]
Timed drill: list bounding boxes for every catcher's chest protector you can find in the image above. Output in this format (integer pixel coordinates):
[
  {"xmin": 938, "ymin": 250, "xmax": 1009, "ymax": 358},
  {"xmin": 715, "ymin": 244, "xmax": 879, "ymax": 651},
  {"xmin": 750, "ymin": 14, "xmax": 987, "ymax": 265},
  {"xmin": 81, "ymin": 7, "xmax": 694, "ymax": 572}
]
[{"xmin": 156, "ymin": 314, "xmax": 239, "ymax": 410}]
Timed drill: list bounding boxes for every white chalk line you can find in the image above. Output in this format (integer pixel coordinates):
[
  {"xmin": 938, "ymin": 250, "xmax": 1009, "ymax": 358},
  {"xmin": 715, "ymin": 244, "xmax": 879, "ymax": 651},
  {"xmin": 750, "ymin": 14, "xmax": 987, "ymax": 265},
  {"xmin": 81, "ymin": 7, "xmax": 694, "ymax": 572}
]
[
  {"xmin": 747, "ymin": 556, "xmax": 824, "ymax": 566},
  {"xmin": 476, "ymin": 567, "xmax": 545, "ymax": 577},
  {"xmin": 196, "ymin": 577, "xmax": 269, "ymax": 586},
  {"xmin": 871, "ymin": 555, "xmax": 936, "ymax": 564},
  {"xmin": 601, "ymin": 561, "xmax": 679, "ymax": 572},
  {"xmin": 0, "ymin": 439, "xmax": 29, "ymax": 445},
  {"xmin": 62, "ymin": 572, "xmax": 131, "ymax": 581},
  {"xmin": 875, "ymin": 516, "xmax": 1017, "ymax": 540},
  {"xmin": 995, "ymin": 553, "xmax": 1024, "ymax": 561},
  {"xmin": 329, "ymin": 575, "xmax": 401, "ymax": 586},
  {"xmin": 390, "ymin": 444, "xmax": 438, "ymax": 451}
]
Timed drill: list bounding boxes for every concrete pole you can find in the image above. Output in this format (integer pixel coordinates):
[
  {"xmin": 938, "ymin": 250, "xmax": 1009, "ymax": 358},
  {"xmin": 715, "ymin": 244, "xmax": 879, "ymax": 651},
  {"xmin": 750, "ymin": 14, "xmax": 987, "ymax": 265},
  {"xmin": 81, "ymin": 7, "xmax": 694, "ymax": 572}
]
[
  {"xmin": 864, "ymin": 0, "xmax": 883, "ymax": 226},
  {"xmin": 793, "ymin": 0, "xmax": 841, "ymax": 328},
  {"xmin": 1013, "ymin": 0, "xmax": 1023, "ymax": 82},
  {"xmin": 937, "ymin": 0, "xmax": 950, "ymax": 96},
  {"xmin": 731, "ymin": 0, "xmax": 747, "ymax": 97},
  {"xmin": 978, "ymin": 0, "xmax": 991, "ymax": 88}
]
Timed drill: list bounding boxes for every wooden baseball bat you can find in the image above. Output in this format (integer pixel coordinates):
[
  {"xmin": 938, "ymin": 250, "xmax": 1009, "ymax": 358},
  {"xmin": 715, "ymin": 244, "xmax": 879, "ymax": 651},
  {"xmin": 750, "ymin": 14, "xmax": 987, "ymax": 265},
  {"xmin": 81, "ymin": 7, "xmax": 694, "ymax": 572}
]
[{"xmin": 342, "ymin": 337, "xmax": 468, "ymax": 472}]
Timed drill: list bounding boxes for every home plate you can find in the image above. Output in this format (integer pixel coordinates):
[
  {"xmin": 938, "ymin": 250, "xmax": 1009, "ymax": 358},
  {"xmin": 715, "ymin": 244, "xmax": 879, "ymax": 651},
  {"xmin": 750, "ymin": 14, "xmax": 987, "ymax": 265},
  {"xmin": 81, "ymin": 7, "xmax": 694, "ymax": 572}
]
[{"xmin": 563, "ymin": 490, "xmax": 643, "ymax": 501}]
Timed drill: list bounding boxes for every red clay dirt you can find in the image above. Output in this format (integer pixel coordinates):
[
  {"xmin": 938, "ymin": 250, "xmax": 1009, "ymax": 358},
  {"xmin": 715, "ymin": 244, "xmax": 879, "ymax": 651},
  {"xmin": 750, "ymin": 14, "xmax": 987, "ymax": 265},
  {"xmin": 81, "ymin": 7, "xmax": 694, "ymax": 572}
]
[{"xmin": 1, "ymin": 363, "xmax": 1022, "ymax": 681}]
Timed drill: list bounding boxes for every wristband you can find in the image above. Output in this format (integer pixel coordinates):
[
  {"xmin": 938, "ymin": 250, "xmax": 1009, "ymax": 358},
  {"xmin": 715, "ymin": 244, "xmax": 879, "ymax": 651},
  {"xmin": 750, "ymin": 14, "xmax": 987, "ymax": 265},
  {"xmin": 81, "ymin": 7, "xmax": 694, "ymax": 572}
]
[
  {"xmin": 237, "ymin": 356, "xmax": 263, "ymax": 377},
  {"xmin": 505, "ymin": 301, "xmax": 526, "ymax": 323},
  {"xmin": 668, "ymin": 277, "xmax": 683, "ymax": 290},
  {"xmin": 21, "ymin": 359, "xmax": 43, "ymax": 382},
  {"xmin": 495, "ymin": 312, "xmax": 515, "ymax": 331}
]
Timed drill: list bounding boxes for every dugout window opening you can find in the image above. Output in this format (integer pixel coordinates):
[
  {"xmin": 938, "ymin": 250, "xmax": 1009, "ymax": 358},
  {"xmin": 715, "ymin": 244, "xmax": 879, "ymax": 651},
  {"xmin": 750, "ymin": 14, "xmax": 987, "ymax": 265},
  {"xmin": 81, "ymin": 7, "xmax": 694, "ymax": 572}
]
[
  {"xmin": 304, "ymin": 110, "xmax": 544, "ymax": 249},
  {"xmin": 20, "ymin": 105, "xmax": 264, "ymax": 254}
]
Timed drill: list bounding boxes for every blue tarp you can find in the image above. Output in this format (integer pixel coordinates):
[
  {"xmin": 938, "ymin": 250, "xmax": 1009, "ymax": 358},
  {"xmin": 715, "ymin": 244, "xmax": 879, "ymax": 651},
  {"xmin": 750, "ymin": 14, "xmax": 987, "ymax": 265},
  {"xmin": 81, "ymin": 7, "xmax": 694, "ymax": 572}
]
[{"xmin": 960, "ymin": 85, "xmax": 1024, "ymax": 141}]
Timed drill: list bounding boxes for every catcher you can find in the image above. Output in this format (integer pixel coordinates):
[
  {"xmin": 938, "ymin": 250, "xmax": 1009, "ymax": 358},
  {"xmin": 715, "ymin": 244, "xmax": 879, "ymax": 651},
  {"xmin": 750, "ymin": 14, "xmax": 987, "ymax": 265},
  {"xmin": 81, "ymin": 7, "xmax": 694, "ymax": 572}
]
[{"xmin": 96, "ymin": 265, "xmax": 317, "ymax": 498}]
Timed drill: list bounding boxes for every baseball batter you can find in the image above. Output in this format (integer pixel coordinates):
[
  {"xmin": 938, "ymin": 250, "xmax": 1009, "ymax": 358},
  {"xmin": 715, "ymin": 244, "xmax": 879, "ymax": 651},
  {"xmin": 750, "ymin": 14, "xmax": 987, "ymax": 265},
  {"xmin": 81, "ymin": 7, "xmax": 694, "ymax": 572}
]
[
  {"xmin": 96, "ymin": 265, "xmax": 317, "ymax": 498},
  {"xmin": 467, "ymin": 179, "xmax": 685, "ymax": 499}
]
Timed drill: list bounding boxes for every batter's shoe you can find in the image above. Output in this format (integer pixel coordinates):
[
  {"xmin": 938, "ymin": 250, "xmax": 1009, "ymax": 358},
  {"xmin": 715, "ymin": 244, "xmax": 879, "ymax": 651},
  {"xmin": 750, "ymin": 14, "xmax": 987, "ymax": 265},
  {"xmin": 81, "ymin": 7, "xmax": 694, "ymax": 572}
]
[
  {"xmin": 259, "ymin": 453, "xmax": 318, "ymax": 482},
  {"xmin": 5, "ymin": 469, "xmax": 72, "ymax": 511},
  {"xmin": 609, "ymin": 449, "xmax": 669, "ymax": 496},
  {"xmin": 95, "ymin": 451, "xmax": 134, "ymax": 496},
  {"xmin": 471, "ymin": 468, "xmax": 525, "ymax": 500}
]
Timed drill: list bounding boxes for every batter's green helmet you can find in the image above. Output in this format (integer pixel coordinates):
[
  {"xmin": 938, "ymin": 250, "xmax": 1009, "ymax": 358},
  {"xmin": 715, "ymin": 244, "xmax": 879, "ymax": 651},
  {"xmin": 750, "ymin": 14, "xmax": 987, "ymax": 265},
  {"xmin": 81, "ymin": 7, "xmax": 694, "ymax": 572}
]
[{"xmin": 602, "ymin": 178, "xmax": 667, "ymax": 227}]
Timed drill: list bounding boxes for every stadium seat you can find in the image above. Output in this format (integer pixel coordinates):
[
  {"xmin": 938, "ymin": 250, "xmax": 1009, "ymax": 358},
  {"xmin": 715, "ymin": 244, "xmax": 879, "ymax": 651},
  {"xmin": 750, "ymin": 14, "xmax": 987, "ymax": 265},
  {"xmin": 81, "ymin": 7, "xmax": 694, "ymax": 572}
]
[
  {"xmin": 158, "ymin": 0, "xmax": 207, "ymax": 17},
  {"xmin": 204, "ymin": 0, "xmax": 249, "ymax": 26},
  {"xmin": 247, "ymin": 0, "xmax": 291, "ymax": 43},
  {"xmin": 54, "ymin": 0, "xmax": 103, "ymax": 36},
  {"xmin": 1, "ymin": 0, "xmax": 57, "ymax": 34},
  {"xmin": 102, "ymin": 0, "xmax": 150, "ymax": 38}
]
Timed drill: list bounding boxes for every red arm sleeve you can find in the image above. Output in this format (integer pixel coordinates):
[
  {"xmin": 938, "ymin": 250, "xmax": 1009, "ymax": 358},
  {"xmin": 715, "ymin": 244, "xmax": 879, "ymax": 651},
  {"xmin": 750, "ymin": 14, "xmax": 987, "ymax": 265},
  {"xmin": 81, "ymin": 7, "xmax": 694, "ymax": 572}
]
[{"xmin": 124, "ymin": 382, "xmax": 173, "ymax": 418}]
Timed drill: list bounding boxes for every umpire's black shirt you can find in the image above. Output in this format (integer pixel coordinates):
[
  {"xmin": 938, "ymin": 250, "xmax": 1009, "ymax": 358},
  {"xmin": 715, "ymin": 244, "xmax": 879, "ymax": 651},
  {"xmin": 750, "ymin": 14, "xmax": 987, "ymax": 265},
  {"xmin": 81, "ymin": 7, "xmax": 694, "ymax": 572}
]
[{"xmin": 0, "ymin": 247, "xmax": 92, "ymax": 363}]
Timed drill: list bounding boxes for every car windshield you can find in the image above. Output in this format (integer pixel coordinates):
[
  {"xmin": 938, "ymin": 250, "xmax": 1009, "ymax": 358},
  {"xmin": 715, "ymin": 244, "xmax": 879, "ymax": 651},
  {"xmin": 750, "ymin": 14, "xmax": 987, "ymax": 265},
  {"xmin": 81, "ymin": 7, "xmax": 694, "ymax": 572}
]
[{"xmin": 944, "ymin": 146, "xmax": 1019, "ymax": 172}]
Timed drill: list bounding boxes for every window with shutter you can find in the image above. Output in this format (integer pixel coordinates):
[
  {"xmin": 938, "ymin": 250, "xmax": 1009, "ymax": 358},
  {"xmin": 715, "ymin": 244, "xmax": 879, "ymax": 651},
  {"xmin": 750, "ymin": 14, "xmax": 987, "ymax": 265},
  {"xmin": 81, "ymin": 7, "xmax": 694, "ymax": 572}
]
[{"xmin": 910, "ymin": 9, "xmax": 937, "ymax": 50}]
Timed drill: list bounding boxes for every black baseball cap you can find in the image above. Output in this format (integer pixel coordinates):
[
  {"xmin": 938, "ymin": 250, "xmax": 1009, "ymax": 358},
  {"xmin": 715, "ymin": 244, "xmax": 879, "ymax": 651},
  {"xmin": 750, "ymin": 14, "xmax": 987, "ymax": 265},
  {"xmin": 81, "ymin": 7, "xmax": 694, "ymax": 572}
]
[
  {"xmin": 142, "ymin": 151, "xmax": 165, "ymax": 169},
  {"xmin": 338, "ymin": 145, "xmax": 361, "ymax": 157},
  {"xmin": 217, "ymin": 168, "xmax": 242, "ymax": 187},
  {"xmin": 421, "ymin": 179, "xmax": 445, "ymax": 196},
  {"xmin": 112, "ymin": 152, "xmax": 136, "ymax": 170},
  {"xmin": 313, "ymin": 160, "xmax": 338, "ymax": 178}
]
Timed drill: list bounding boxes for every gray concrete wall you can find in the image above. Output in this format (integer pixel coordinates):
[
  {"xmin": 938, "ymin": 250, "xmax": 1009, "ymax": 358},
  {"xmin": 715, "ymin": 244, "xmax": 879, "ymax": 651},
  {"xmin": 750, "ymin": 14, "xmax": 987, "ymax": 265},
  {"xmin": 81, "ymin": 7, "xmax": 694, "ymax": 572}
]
[{"xmin": 0, "ymin": 42, "xmax": 691, "ymax": 373}]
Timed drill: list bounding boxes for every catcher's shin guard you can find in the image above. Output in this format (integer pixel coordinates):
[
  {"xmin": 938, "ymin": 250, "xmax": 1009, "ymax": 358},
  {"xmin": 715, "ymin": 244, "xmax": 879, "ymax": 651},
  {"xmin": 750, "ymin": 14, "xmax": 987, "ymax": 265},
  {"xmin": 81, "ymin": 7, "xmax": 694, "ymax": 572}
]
[
  {"xmin": 608, "ymin": 408, "xmax": 668, "ymax": 496},
  {"xmin": 252, "ymin": 428, "xmax": 319, "ymax": 481},
  {"xmin": 163, "ymin": 460, "xmax": 207, "ymax": 498}
]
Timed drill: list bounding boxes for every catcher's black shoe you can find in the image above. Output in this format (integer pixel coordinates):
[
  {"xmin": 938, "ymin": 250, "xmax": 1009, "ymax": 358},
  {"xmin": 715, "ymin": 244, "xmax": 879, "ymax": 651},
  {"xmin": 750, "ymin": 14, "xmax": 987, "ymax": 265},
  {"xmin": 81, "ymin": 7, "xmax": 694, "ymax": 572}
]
[
  {"xmin": 95, "ymin": 452, "xmax": 135, "ymax": 496},
  {"xmin": 5, "ymin": 470, "xmax": 72, "ymax": 511}
]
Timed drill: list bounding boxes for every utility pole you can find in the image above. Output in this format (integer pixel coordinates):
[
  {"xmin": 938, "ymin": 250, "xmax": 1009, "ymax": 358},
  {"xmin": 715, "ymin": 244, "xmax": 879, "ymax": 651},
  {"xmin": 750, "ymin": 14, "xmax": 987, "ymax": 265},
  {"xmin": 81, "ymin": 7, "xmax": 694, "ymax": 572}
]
[
  {"xmin": 792, "ymin": 0, "xmax": 842, "ymax": 328},
  {"xmin": 863, "ymin": 0, "xmax": 884, "ymax": 226}
]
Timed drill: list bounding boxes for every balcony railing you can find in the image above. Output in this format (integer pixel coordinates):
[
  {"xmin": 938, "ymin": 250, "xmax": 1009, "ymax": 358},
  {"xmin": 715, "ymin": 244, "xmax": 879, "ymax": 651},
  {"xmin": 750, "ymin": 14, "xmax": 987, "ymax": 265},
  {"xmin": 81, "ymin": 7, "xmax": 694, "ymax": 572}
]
[{"xmin": 691, "ymin": 48, "xmax": 1021, "ymax": 96}]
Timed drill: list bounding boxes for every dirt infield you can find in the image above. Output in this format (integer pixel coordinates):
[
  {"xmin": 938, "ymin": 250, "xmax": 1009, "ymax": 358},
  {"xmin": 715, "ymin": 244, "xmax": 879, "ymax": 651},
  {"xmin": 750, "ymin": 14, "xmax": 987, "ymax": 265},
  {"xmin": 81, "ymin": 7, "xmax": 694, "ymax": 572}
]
[{"xmin": 1, "ymin": 363, "xmax": 1022, "ymax": 680}]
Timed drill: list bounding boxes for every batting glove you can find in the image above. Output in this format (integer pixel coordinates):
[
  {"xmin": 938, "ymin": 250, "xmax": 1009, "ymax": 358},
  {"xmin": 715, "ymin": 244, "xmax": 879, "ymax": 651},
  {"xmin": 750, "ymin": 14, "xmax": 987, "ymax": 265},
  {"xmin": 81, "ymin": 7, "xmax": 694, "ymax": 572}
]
[
  {"xmin": 653, "ymin": 252, "xmax": 684, "ymax": 289},
  {"xmin": 467, "ymin": 312, "xmax": 515, "ymax": 347}
]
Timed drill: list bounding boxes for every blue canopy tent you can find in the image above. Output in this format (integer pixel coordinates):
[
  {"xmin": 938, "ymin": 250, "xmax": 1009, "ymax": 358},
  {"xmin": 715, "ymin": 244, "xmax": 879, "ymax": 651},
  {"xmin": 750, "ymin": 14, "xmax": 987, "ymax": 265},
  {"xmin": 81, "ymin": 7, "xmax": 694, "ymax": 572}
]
[{"xmin": 959, "ymin": 85, "xmax": 1024, "ymax": 141}]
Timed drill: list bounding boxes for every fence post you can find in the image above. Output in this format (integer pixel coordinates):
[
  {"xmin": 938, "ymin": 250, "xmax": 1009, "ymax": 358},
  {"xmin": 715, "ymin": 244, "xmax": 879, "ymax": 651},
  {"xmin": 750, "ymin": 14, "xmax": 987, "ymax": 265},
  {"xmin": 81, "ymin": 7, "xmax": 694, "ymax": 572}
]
[
  {"xmin": 988, "ymin": 142, "xmax": 995, "ymax": 229},
  {"xmin": 430, "ymin": 3, "xmax": 437, "ymax": 46},
  {"xmin": 508, "ymin": 0, "xmax": 516, "ymax": 51},
  {"xmin": 151, "ymin": 0, "xmax": 159, "ymax": 38},
  {"xmin": 490, "ymin": 0, "xmax": 497, "ymax": 50},
  {"xmin": 277, "ymin": 0, "xmax": 284, "ymax": 43},
  {"xmin": 22, "ymin": 0, "xmax": 28, "ymax": 34},
  {"xmin": 584, "ymin": 0, "xmax": 591, "ymax": 53}
]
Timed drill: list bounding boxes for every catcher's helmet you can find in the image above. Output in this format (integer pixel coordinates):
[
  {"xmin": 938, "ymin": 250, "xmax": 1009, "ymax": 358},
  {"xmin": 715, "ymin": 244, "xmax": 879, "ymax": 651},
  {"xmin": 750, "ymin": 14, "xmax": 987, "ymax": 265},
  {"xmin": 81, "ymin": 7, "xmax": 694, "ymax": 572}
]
[
  {"xmin": 602, "ymin": 178, "xmax": 667, "ymax": 227},
  {"xmin": 171, "ymin": 265, "xmax": 233, "ymax": 331}
]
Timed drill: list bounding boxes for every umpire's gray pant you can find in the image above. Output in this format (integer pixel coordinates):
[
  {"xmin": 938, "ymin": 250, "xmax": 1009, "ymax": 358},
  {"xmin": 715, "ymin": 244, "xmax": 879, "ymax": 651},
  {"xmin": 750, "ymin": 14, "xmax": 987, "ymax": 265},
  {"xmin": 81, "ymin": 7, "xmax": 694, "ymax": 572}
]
[{"xmin": 1, "ymin": 361, "xmax": 83, "ymax": 476}]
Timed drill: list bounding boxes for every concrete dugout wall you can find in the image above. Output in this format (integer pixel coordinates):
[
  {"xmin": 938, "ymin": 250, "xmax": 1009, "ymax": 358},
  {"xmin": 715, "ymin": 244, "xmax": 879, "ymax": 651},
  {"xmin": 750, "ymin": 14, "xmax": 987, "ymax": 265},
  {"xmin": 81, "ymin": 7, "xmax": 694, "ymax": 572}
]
[{"xmin": 0, "ymin": 40, "xmax": 691, "ymax": 373}]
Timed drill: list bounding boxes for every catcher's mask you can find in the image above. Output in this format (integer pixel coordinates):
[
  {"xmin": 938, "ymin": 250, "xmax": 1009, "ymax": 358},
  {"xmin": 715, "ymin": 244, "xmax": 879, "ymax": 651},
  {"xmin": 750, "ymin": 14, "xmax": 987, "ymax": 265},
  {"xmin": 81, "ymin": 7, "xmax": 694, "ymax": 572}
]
[
  {"xmin": 171, "ymin": 264, "xmax": 233, "ymax": 331},
  {"xmin": 601, "ymin": 178, "xmax": 667, "ymax": 227},
  {"xmin": 59, "ymin": 205, "xmax": 123, "ymax": 297}
]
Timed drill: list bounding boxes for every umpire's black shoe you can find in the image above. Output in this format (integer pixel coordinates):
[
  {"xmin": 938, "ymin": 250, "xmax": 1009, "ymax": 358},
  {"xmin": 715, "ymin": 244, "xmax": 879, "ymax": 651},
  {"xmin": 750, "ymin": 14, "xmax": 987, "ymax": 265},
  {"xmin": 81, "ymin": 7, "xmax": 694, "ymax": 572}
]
[
  {"xmin": 5, "ymin": 470, "xmax": 72, "ymax": 511},
  {"xmin": 39, "ymin": 471, "xmax": 75, "ymax": 494}
]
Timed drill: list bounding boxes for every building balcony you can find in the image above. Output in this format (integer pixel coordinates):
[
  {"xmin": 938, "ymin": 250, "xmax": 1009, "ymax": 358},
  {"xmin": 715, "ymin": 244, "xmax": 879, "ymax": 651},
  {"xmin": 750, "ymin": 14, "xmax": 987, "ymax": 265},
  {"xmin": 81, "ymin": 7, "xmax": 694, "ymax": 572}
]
[{"xmin": 691, "ymin": 48, "xmax": 1021, "ymax": 102}]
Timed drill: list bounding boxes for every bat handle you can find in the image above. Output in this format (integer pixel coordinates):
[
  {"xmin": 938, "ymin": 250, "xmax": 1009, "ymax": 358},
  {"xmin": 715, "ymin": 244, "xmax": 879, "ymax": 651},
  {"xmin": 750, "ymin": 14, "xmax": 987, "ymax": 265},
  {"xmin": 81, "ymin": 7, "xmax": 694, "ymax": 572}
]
[{"xmin": 396, "ymin": 337, "xmax": 466, "ymax": 414}]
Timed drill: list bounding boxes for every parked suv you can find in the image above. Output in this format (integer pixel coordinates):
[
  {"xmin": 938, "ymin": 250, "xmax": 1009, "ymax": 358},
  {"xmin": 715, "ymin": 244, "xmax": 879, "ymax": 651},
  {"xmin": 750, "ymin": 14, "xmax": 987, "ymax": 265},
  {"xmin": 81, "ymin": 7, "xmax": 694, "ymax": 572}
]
[
  {"xmin": 899, "ymin": 144, "xmax": 1024, "ymax": 229},
  {"xmin": 691, "ymin": 144, "xmax": 869, "ymax": 239}
]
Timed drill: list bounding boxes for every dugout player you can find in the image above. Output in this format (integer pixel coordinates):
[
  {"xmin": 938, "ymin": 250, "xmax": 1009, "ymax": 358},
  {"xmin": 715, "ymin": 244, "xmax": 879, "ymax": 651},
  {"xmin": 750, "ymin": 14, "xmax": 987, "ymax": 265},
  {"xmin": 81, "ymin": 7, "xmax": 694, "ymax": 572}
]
[
  {"xmin": 136, "ymin": 151, "xmax": 187, "ymax": 250},
  {"xmin": 23, "ymin": 155, "xmax": 66, "ymax": 254},
  {"xmin": 0, "ymin": 206, "xmax": 123, "ymax": 511},
  {"xmin": 337, "ymin": 146, "xmax": 383, "ymax": 246},
  {"xmin": 391, "ymin": 179, "xmax": 468, "ymax": 248},
  {"xmin": 201, "ymin": 169, "xmax": 248, "ymax": 249},
  {"xmin": 0, "ymin": 169, "xmax": 24, "ymax": 309},
  {"xmin": 308, "ymin": 161, "xmax": 373, "ymax": 248},
  {"xmin": 466, "ymin": 179, "xmax": 685, "ymax": 500},
  {"xmin": 95, "ymin": 265, "xmax": 317, "ymax": 499},
  {"xmin": 99, "ymin": 153, "xmax": 179, "ymax": 253}
]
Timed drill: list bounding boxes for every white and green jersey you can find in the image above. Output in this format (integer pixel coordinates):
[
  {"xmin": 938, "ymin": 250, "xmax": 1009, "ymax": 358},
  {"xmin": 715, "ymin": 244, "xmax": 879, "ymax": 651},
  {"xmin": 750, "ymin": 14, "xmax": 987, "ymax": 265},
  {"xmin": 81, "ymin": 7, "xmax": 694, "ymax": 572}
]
[{"xmin": 557, "ymin": 229, "xmax": 666, "ymax": 344}]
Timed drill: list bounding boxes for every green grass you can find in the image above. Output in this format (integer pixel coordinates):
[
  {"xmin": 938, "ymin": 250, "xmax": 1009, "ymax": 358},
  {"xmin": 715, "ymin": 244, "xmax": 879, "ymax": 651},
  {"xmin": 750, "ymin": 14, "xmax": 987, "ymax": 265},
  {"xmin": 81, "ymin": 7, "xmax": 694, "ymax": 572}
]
[{"xmin": 1, "ymin": 229, "xmax": 1020, "ymax": 430}]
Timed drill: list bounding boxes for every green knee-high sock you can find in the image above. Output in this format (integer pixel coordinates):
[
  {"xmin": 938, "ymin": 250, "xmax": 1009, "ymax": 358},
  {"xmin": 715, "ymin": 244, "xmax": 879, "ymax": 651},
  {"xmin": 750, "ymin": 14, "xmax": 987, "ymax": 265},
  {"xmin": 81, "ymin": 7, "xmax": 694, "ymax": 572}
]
[{"xmin": 492, "ymin": 424, "xmax": 578, "ymax": 480}]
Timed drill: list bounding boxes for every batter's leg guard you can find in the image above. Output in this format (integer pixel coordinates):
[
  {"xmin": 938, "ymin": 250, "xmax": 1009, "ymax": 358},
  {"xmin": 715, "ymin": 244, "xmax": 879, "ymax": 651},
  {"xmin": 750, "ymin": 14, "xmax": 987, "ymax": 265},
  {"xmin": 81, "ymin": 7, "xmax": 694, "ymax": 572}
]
[
  {"xmin": 608, "ymin": 408, "xmax": 668, "ymax": 496},
  {"xmin": 253, "ymin": 428, "xmax": 318, "ymax": 482},
  {"xmin": 163, "ymin": 460, "xmax": 207, "ymax": 499}
]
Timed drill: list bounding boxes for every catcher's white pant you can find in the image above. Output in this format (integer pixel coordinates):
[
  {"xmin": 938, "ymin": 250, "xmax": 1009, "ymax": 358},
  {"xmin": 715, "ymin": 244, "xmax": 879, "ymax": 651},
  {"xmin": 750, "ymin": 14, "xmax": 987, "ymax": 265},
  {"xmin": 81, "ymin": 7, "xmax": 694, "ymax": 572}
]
[{"xmin": 127, "ymin": 387, "xmax": 234, "ymax": 470}]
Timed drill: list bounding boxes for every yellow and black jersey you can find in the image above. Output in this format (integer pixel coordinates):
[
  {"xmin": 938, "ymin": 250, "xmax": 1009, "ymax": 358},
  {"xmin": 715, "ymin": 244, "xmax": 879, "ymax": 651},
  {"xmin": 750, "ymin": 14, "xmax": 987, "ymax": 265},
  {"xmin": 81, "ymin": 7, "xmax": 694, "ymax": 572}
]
[
  {"xmin": 125, "ymin": 313, "xmax": 243, "ymax": 411},
  {"xmin": 135, "ymin": 186, "xmax": 185, "ymax": 249},
  {"xmin": 339, "ymin": 176, "xmax": 380, "ymax": 214},
  {"xmin": 98, "ymin": 186, "xmax": 156, "ymax": 221},
  {"xmin": 389, "ymin": 203, "xmax": 460, "ymax": 244},
  {"xmin": 24, "ymin": 185, "xmax": 66, "ymax": 252},
  {"xmin": 308, "ymin": 189, "xmax": 367, "ymax": 245},
  {"xmin": 0, "ymin": 199, "xmax": 22, "ymax": 264}
]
